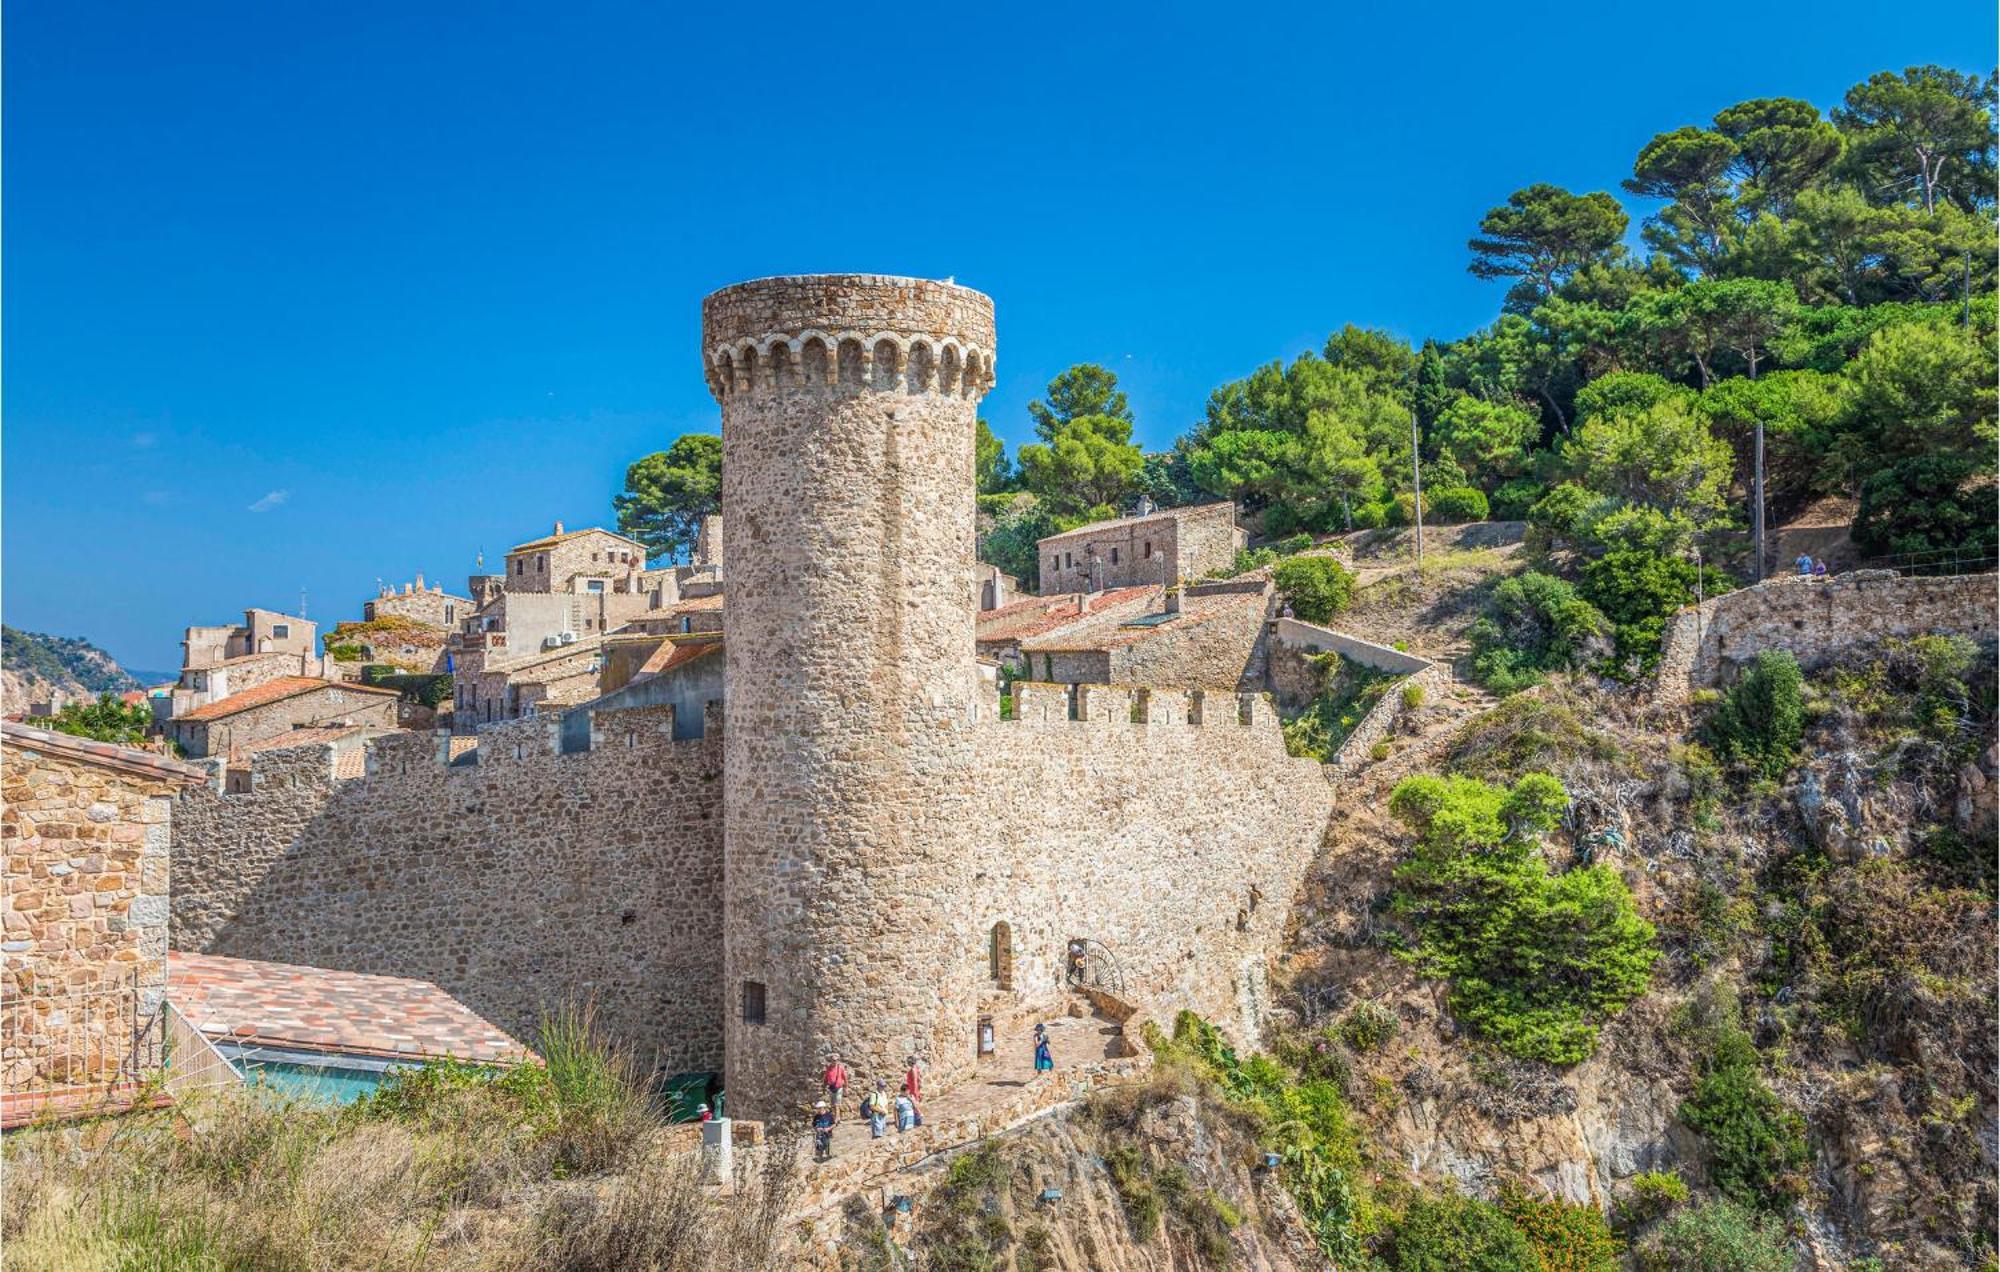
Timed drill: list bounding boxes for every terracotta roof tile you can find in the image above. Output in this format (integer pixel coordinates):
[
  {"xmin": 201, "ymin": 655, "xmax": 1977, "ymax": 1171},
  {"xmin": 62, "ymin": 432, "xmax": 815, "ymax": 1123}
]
[
  {"xmin": 168, "ymin": 952, "xmax": 529, "ymax": 1064},
  {"xmin": 1036, "ymin": 500, "xmax": 1235, "ymax": 543},
  {"xmin": 178, "ymin": 677, "xmax": 399, "ymax": 723},
  {"xmin": 637, "ymin": 635, "xmax": 723, "ymax": 678},
  {"xmin": 0, "ymin": 721, "xmax": 208, "ymax": 785},
  {"xmin": 1020, "ymin": 588, "xmax": 1263, "ymax": 652},
  {"xmin": 975, "ymin": 586, "xmax": 1155, "ymax": 644},
  {"xmin": 509, "ymin": 526, "xmax": 644, "ymax": 553}
]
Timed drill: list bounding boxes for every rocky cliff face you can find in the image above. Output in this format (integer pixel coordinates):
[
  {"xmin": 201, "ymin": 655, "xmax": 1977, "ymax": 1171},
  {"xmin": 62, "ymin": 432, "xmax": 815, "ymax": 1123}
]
[{"xmin": 1, "ymin": 625, "xmax": 142, "ymax": 714}]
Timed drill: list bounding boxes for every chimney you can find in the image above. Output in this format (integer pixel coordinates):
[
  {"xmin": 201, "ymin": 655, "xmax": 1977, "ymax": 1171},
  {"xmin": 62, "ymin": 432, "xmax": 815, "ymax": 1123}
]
[
  {"xmin": 415, "ymin": 572, "xmax": 425, "ymax": 588},
  {"xmin": 554, "ymin": 520, "xmax": 565, "ymax": 535},
  {"xmin": 1165, "ymin": 586, "xmax": 1181, "ymax": 615}
]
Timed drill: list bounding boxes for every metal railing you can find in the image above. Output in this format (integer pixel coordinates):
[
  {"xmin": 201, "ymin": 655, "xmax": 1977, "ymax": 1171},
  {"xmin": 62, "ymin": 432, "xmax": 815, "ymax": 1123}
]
[
  {"xmin": 163, "ymin": 999, "xmax": 243, "ymax": 1096},
  {"xmin": 1849, "ymin": 545, "xmax": 1999, "ymax": 579},
  {"xmin": 1065, "ymin": 938, "xmax": 1127, "ymax": 996},
  {"xmin": 0, "ymin": 972, "xmax": 164, "ymax": 1095}
]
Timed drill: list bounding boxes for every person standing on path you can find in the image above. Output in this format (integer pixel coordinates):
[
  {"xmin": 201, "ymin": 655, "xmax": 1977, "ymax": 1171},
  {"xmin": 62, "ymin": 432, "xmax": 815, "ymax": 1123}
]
[
  {"xmin": 811, "ymin": 1100, "xmax": 835, "ymax": 1162},
  {"xmin": 862, "ymin": 1081, "xmax": 889, "ymax": 1139},
  {"xmin": 894, "ymin": 1090, "xmax": 917, "ymax": 1133},
  {"xmin": 1796, "ymin": 552, "xmax": 1813, "ymax": 577},
  {"xmin": 1033, "ymin": 1024, "xmax": 1054, "ymax": 1075},
  {"xmin": 823, "ymin": 1053, "xmax": 850, "ymax": 1123},
  {"xmin": 901, "ymin": 1055, "xmax": 923, "ymax": 1126},
  {"xmin": 1813, "ymin": 558, "xmax": 1828, "ymax": 580}
]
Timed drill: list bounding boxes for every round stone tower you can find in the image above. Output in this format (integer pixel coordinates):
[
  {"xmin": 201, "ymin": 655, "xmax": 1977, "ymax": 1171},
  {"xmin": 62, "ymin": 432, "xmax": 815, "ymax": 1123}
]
[{"xmin": 704, "ymin": 274, "xmax": 997, "ymax": 1116}]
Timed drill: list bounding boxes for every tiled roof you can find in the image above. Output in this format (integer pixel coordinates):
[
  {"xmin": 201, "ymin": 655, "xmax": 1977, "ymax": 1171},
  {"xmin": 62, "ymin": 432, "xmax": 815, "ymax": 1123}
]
[
  {"xmin": 638, "ymin": 634, "xmax": 724, "ymax": 678},
  {"xmin": 509, "ymin": 526, "xmax": 643, "ymax": 553},
  {"xmin": 673, "ymin": 593, "xmax": 725, "ymax": 612},
  {"xmin": 332, "ymin": 748, "xmax": 370, "ymax": 780},
  {"xmin": 0, "ymin": 721, "xmax": 208, "ymax": 785},
  {"xmin": 232, "ymin": 726, "xmax": 365, "ymax": 757},
  {"xmin": 168, "ymin": 952, "xmax": 529, "ymax": 1064},
  {"xmin": 975, "ymin": 586, "xmax": 1154, "ymax": 644},
  {"xmin": 1020, "ymin": 587, "xmax": 1263, "ymax": 652},
  {"xmin": 177, "ymin": 677, "xmax": 399, "ymax": 723}
]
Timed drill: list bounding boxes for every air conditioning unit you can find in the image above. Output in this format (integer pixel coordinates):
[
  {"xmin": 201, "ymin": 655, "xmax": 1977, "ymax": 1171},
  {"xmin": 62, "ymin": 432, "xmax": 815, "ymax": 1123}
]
[{"xmin": 557, "ymin": 631, "xmax": 578, "ymax": 645}]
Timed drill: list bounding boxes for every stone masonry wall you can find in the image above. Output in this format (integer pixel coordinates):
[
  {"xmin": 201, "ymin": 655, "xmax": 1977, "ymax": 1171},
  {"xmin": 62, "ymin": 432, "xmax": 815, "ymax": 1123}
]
[
  {"xmin": 2, "ymin": 742, "xmax": 183, "ymax": 1090},
  {"xmin": 1654, "ymin": 571, "xmax": 1999, "ymax": 705},
  {"xmin": 965, "ymin": 685, "xmax": 1333, "ymax": 1055},
  {"xmin": 170, "ymin": 704, "xmax": 726, "ymax": 1073},
  {"xmin": 175, "ymin": 684, "xmax": 400, "ymax": 759}
]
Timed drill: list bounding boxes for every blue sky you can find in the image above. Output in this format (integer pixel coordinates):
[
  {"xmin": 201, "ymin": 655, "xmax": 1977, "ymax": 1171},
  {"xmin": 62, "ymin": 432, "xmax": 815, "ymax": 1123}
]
[{"xmin": 5, "ymin": 1, "xmax": 1992, "ymax": 672}]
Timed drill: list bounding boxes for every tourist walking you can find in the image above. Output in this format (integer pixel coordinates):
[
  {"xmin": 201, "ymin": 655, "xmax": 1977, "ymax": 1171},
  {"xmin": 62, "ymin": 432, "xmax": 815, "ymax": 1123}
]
[
  {"xmin": 1033, "ymin": 1023, "xmax": 1054, "ymax": 1074},
  {"xmin": 823, "ymin": 1052, "xmax": 850, "ymax": 1122},
  {"xmin": 902, "ymin": 1055, "xmax": 924, "ymax": 1126},
  {"xmin": 1813, "ymin": 558, "xmax": 1828, "ymax": 580},
  {"xmin": 811, "ymin": 1100, "xmax": 835, "ymax": 1161},
  {"xmin": 1795, "ymin": 552, "xmax": 1813, "ymax": 577},
  {"xmin": 894, "ymin": 1090, "xmax": 917, "ymax": 1133},
  {"xmin": 862, "ymin": 1081, "xmax": 889, "ymax": 1139}
]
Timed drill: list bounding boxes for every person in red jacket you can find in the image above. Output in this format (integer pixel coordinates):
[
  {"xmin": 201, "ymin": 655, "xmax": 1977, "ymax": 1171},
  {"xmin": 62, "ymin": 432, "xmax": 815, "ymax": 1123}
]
[
  {"xmin": 901, "ymin": 1055, "xmax": 923, "ymax": 1126},
  {"xmin": 822, "ymin": 1053, "xmax": 850, "ymax": 1122}
]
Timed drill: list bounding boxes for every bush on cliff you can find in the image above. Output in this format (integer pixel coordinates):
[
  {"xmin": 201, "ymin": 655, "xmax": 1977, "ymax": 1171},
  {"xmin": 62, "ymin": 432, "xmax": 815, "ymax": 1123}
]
[
  {"xmin": 1387, "ymin": 773, "xmax": 1659, "ymax": 1064},
  {"xmin": 1467, "ymin": 572, "xmax": 1610, "ymax": 694},
  {"xmin": 1703, "ymin": 650, "xmax": 1804, "ymax": 782},
  {"xmin": 1677, "ymin": 1013, "xmax": 1809, "ymax": 1211}
]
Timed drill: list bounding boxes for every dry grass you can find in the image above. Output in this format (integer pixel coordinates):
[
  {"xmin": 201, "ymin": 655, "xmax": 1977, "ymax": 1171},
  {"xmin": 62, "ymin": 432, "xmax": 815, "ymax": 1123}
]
[{"xmin": 1, "ymin": 1009, "xmax": 803, "ymax": 1271}]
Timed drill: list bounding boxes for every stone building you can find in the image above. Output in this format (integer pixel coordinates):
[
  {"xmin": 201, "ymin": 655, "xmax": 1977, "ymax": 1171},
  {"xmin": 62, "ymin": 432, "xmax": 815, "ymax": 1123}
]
[
  {"xmin": 974, "ymin": 586, "xmax": 1155, "ymax": 669},
  {"xmin": 502, "ymin": 523, "xmax": 650, "ymax": 595},
  {"xmin": 169, "ymin": 608, "xmax": 330, "ymax": 720},
  {"xmin": 1, "ymin": 722, "xmax": 205, "ymax": 1111},
  {"xmin": 171, "ymin": 275, "xmax": 1335, "ymax": 1122},
  {"xmin": 170, "ymin": 677, "xmax": 401, "ymax": 759},
  {"xmin": 362, "ymin": 575, "xmax": 472, "ymax": 629},
  {"xmin": 1036, "ymin": 501, "xmax": 1244, "ymax": 595},
  {"xmin": 1017, "ymin": 581, "xmax": 1271, "ymax": 688}
]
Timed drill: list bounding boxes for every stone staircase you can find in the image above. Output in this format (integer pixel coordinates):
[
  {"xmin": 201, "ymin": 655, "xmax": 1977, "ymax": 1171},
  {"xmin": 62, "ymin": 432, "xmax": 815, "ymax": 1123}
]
[{"xmin": 1356, "ymin": 672, "xmax": 1502, "ymax": 792}]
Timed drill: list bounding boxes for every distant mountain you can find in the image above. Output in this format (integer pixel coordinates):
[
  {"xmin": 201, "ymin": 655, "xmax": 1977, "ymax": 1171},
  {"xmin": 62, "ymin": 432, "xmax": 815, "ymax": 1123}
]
[{"xmin": 1, "ymin": 625, "xmax": 144, "ymax": 714}]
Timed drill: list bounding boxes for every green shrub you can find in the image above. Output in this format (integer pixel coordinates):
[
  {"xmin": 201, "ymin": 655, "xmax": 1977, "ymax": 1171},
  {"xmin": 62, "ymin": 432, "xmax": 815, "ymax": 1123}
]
[
  {"xmin": 1388, "ymin": 773, "xmax": 1659, "ymax": 1063},
  {"xmin": 1334, "ymin": 1002, "xmax": 1400, "ymax": 1053},
  {"xmin": 1104, "ymin": 1144, "xmax": 1163, "ymax": 1238},
  {"xmin": 1490, "ymin": 476, "xmax": 1544, "ymax": 521},
  {"xmin": 1387, "ymin": 1192, "xmax": 1537, "ymax": 1270},
  {"xmin": 1618, "ymin": 1170, "xmax": 1690, "ymax": 1225},
  {"xmin": 1678, "ymin": 1021, "xmax": 1808, "ymax": 1211},
  {"xmin": 1525, "ymin": 482, "xmax": 1598, "ymax": 547},
  {"xmin": 325, "ymin": 641, "xmax": 365, "ymax": 662},
  {"xmin": 1500, "ymin": 1186, "xmax": 1619, "ymax": 1271},
  {"xmin": 1703, "ymin": 651, "xmax": 1804, "ymax": 781},
  {"xmin": 1402, "ymin": 682, "xmax": 1426, "ymax": 709},
  {"xmin": 1273, "ymin": 556, "xmax": 1357, "ymax": 623},
  {"xmin": 1282, "ymin": 655, "xmax": 1399, "ymax": 762},
  {"xmin": 1467, "ymin": 572, "xmax": 1610, "ymax": 694},
  {"xmin": 1275, "ymin": 531, "xmax": 1315, "ymax": 556},
  {"xmin": 1386, "ymin": 491, "xmax": 1428, "ymax": 527},
  {"xmin": 1428, "ymin": 487, "xmax": 1490, "ymax": 523},
  {"xmin": 1634, "ymin": 1199, "xmax": 1793, "ymax": 1271},
  {"xmin": 1579, "ymin": 549, "xmax": 1731, "ymax": 679},
  {"xmin": 1227, "ymin": 546, "xmax": 1280, "ymax": 576}
]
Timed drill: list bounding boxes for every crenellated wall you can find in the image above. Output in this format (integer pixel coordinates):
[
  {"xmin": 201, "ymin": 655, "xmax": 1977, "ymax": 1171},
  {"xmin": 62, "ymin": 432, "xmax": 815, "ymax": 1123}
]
[{"xmin": 170, "ymin": 705, "xmax": 727, "ymax": 1074}]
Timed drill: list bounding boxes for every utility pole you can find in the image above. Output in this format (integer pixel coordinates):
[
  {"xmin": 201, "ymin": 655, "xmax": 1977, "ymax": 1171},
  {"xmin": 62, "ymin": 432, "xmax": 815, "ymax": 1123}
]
[
  {"xmin": 1752, "ymin": 422, "xmax": 1766, "ymax": 582},
  {"xmin": 1692, "ymin": 541, "xmax": 1705, "ymax": 648},
  {"xmin": 1410, "ymin": 408, "xmax": 1425, "ymax": 567},
  {"xmin": 1965, "ymin": 247, "xmax": 1973, "ymax": 327}
]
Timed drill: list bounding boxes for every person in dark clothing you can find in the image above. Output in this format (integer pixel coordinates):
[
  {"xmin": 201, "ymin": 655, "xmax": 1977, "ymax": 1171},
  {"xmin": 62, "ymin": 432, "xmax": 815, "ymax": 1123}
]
[{"xmin": 811, "ymin": 1100, "xmax": 835, "ymax": 1161}]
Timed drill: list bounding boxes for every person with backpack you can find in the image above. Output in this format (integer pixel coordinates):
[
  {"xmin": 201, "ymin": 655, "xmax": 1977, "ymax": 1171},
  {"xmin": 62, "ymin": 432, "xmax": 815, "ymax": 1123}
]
[
  {"xmin": 861, "ymin": 1080, "xmax": 889, "ymax": 1139},
  {"xmin": 894, "ymin": 1089, "xmax": 917, "ymax": 1133}
]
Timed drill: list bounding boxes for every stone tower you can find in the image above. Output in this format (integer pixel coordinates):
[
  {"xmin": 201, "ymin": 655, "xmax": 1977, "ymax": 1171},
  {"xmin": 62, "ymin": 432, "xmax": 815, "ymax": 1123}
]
[{"xmin": 704, "ymin": 275, "xmax": 997, "ymax": 1116}]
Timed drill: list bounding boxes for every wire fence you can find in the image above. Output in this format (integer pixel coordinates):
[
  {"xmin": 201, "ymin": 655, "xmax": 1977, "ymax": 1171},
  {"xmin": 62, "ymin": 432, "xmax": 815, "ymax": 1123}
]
[{"xmin": 1850, "ymin": 545, "xmax": 2000, "ymax": 578}]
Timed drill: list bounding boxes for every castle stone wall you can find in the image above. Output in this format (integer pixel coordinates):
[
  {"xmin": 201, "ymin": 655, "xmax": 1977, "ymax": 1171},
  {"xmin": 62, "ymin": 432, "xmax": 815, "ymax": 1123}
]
[
  {"xmin": 1655, "ymin": 571, "xmax": 1999, "ymax": 704},
  {"xmin": 170, "ymin": 705, "xmax": 726, "ymax": 1074}
]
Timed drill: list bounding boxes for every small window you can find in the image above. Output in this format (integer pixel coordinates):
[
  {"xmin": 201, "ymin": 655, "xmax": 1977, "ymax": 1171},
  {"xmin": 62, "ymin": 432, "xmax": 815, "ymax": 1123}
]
[
  {"xmin": 988, "ymin": 922, "xmax": 1014, "ymax": 989},
  {"xmin": 515, "ymin": 559, "xmax": 524, "ymax": 575},
  {"xmin": 538, "ymin": 556, "xmax": 546, "ymax": 572},
  {"xmin": 741, "ymin": 981, "xmax": 767, "ymax": 1025},
  {"xmin": 1144, "ymin": 541, "xmax": 1153, "ymax": 559},
  {"xmin": 592, "ymin": 552, "xmax": 600, "ymax": 561},
  {"xmin": 445, "ymin": 604, "xmax": 455, "ymax": 624},
  {"xmin": 1109, "ymin": 547, "xmax": 1118, "ymax": 565},
  {"xmin": 680, "ymin": 617, "xmax": 692, "ymax": 634},
  {"xmin": 272, "ymin": 624, "xmax": 290, "ymax": 639},
  {"xmin": 587, "ymin": 579, "xmax": 605, "ymax": 593}
]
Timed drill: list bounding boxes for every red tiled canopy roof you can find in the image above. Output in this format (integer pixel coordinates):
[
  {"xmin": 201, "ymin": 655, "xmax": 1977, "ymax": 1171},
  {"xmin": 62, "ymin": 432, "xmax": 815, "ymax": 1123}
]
[{"xmin": 167, "ymin": 952, "xmax": 528, "ymax": 1064}]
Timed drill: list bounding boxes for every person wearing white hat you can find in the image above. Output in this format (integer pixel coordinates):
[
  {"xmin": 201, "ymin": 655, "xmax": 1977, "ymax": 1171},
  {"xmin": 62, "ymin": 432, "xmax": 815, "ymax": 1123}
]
[{"xmin": 811, "ymin": 1099, "xmax": 835, "ymax": 1161}]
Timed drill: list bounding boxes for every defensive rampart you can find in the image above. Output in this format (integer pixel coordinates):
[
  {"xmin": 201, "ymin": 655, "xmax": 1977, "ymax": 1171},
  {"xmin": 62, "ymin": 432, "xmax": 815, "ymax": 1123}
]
[
  {"xmin": 1654, "ymin": 571, "xmax": 1998, "ymax": 704},
  {"xmin": 170, "ymin": 705, "xmax": 726, "ymax": 1074}
]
